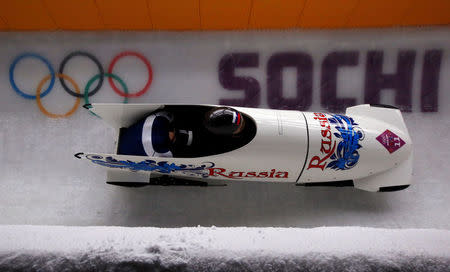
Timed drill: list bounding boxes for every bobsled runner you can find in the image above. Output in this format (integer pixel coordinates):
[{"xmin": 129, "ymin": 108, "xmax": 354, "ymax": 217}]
[{"xmin": 76, "ymin": 103, "xmax": 413, "ymax": 192}]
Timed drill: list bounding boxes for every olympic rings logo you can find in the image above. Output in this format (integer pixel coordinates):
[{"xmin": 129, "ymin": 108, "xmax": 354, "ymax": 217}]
[{"xmin": 9, "ymin": 51, "xmax": 153, "ymax": 118}]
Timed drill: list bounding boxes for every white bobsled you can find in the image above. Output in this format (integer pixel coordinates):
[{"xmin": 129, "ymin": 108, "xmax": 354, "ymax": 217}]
[{"xmin": 76, "ymin": 103, "xmax": 413, "ymax": 192}]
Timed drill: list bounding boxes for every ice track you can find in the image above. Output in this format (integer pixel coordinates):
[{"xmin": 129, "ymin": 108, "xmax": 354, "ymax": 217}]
[{"xmin": 0, "ymin": 30, "xmax": 449, "ymax": 228}]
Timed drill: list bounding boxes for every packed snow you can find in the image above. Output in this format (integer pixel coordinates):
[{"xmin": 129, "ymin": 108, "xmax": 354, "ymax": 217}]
[{"xmin": 0, "ymin": 225, "xmax": 449, "ymax": 271}]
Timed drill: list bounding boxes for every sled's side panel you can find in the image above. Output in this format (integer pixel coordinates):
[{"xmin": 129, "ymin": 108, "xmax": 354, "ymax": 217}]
[
  {"xmin": 77, "ymin": 153, "xmax": 217, "ymax": 181},
  {"xmin": 89, "ymin": 103, "xmax": 164, "ymax": 129}
]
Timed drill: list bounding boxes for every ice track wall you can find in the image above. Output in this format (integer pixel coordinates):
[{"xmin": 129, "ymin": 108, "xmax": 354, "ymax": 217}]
[{"xmin": 0, "ymin": 29, "xmax": 449, "ymax": 227}]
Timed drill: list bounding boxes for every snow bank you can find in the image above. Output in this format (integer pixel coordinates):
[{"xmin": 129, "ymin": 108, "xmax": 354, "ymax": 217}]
[{"xmin": 0, "ymin": 226, "xmax": 448, "ymax": 271}]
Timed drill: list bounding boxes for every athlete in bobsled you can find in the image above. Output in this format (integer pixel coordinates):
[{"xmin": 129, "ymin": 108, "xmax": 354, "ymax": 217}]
[
  {"xmin": 118, "ymin": 111, "xmax": 189, "ymax": 157},
  {"xmin": 118, "ymin": 107, "xmax": 245, "ymax": 158}
]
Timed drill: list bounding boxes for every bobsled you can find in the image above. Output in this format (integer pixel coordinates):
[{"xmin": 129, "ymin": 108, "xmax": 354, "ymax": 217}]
[{"xmin": 76, "ymin": 103, "xmax": 413, "ymax": 192}]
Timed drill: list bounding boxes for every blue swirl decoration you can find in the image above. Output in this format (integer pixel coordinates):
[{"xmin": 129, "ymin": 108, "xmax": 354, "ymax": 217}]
[
  {"xmin": 86, "ymin": 155, "xmax": 215, "ymax": 178},
  {"xmin": 326, "ymin": 114, "xmax": 365, "ymax": 170}
]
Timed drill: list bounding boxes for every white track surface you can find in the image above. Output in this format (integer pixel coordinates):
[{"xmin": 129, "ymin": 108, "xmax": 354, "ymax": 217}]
[
  {"xmin": 0, "ymin": 226, "xmax": 449, "ymax": 271},
  {"xmin": 0, "ymin": 29, "xmax": 449, "ymax": 228}
]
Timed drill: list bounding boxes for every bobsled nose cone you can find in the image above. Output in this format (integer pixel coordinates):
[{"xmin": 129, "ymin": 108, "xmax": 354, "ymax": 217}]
[{"xmin": 354, "ymin": 122, "xmax": 413, "ymax": 192}]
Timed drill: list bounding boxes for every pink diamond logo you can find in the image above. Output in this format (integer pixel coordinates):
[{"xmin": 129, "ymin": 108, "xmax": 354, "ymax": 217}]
[{"xmin": 376, "ymin": 130, "xmax": 405, "ymax": 154}]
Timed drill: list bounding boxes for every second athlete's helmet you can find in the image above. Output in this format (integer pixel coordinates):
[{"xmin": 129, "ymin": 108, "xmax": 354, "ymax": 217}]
[{"xmin": 204, "ymin": 107, "xmax": 244, "ymax": 135}]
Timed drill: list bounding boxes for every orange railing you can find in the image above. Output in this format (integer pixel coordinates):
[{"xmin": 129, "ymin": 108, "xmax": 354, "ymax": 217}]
[{"xmin": 0, "ymin": 0, "xmax": 448, "ymax": 31}]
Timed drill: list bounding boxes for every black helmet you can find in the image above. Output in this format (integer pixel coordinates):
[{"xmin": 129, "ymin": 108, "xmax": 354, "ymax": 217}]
[
  {"xmin": 204, "ymin": 107, "xmax": 244, "ymax": 135},
  {"xmin": 174, "ymin": 129, "xmax": 193, "ymax": 146}
]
